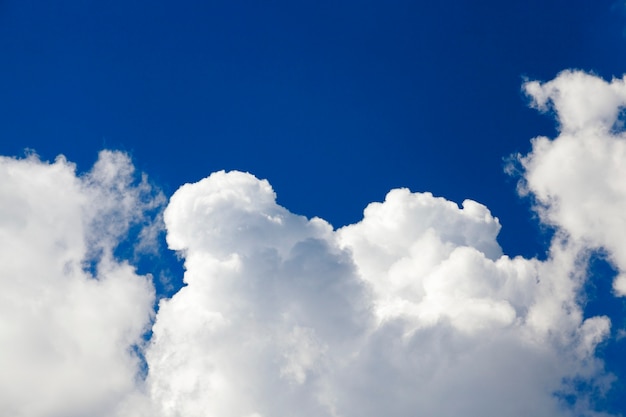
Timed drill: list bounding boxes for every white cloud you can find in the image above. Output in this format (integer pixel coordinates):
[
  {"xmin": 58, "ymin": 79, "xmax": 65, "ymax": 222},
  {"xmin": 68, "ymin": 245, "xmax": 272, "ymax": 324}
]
[
  {"xmin": 0, "ymin": 151, "xmax": 161, "ymax": 417},
  {"xmin": 2, "ymin": 70, "xmax": 626, "ymax": 417},
  {"xmin": 146, "ymin": 170, "xmax": 370, "ymax": 417},
  {"xmin": 143, "ymin": 170, "xmax": 612, "ymax": 417},
  {"xmin": 520, "ymin": 70, "xmax": 626, "ymax": 295}
]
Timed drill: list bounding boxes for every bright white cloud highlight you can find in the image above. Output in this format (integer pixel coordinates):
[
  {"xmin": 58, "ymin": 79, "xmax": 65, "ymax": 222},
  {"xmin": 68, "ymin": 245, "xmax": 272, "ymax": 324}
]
[{"xmin": 2, "ymin": 70, "xmax": 625, "ymax": 417}]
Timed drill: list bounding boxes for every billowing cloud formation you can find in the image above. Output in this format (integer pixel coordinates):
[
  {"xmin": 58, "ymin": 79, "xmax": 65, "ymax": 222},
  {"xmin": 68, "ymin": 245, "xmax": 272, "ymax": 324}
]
[
  {"xmin": 144, "ymin": 170, "xmax": 610, "ymax": 417},
  {"xmin": 1, "ymin": 70, "xmax": 625, "ymax": 417},
  {"xmin": 0, "ymin": 151, "xmax": 162, "ymax": 417}
]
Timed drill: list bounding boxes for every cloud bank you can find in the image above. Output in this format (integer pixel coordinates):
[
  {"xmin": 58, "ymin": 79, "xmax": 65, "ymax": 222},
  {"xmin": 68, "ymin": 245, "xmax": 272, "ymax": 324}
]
[{"xmin": 1, "ymin": 70, "xmax": 625, "ymax": 416}]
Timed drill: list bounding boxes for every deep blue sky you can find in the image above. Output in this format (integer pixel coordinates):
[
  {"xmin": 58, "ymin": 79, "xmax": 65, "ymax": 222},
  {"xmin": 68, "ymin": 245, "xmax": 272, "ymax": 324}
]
[
  {"xmin": 2, "ymin": 0, "xmax": 626, "ymax": 413},
  {"xmin": 2, "ymin": 0, "xmax": 625, "ymax": 259}
]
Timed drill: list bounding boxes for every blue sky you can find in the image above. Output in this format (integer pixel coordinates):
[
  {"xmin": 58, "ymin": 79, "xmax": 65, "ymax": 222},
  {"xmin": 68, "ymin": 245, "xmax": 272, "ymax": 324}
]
[
  {"xmin": 2, "ymin": 1, "xmax": 626, "ymax": 416},
  {"xmin": 4, "ymin": 0, "xmax": 624, "ymax": 254}
]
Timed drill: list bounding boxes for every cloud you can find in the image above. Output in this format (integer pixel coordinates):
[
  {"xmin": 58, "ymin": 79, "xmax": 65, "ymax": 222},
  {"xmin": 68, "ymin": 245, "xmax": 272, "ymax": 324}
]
[
  {"xmin": 0, "ymin": 151, "xmax": 162, "ymax": 417},
  {"xmin": 520, "ymin": 70, "xmax": 626, "ymax": 295},
  {"xmin": 2, "ymin": 70, "xmax": 626, "ymax": 417},
  {"xmin": 146, "ymin": 171, "xmax": 370, "ymax": 417},
  {"xmin": 144, "ymin": 171, "xmax": 611, "ymax": 416}
]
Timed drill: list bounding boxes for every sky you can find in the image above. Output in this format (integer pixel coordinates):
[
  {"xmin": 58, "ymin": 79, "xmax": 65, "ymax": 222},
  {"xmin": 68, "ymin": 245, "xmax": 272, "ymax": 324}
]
[{"xmin": 2, "ymin": 1, "xmax": 626, "ymax": 416}]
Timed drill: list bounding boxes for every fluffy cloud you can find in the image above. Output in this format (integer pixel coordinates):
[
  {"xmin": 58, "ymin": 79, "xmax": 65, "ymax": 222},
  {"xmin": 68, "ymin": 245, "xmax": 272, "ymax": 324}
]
[
  {"xmin": 146, "ymin": 171, "xmax": 370, "ymax": 417},
  {"xmin": 2, "ymin": 70, "xmax": 626, "ymax": 417},
  {"xmin": 144, "ymin": 172, "xmax": 610, "ymax": 417},
  {"xmin": 0, "ymin": 151, "xmax": 161, "ymax": 417},
  {"xmin": 520, "ymin": 70, "xmax": 626, "ymax": 295}
]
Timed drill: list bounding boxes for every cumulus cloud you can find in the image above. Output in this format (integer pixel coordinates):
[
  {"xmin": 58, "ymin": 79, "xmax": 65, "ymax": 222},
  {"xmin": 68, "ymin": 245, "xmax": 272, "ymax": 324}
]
[
  {"xmin": 141, "ymin": 169, "xmax": 612, "ymax": 417},
  {"xmin": 520, "ymin": 70, "xmax": 626, "ymax": 295},
  {"xmin": 0, "ymin": 151, "xmax": 162, "ymax": 417},
  {"xmin": 3, "ymin": 70, "xmax": 626, "ymax": 417},
  {"xmin": 145, "ymin": 171, "xmax": 370, "ymax": 417}
]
